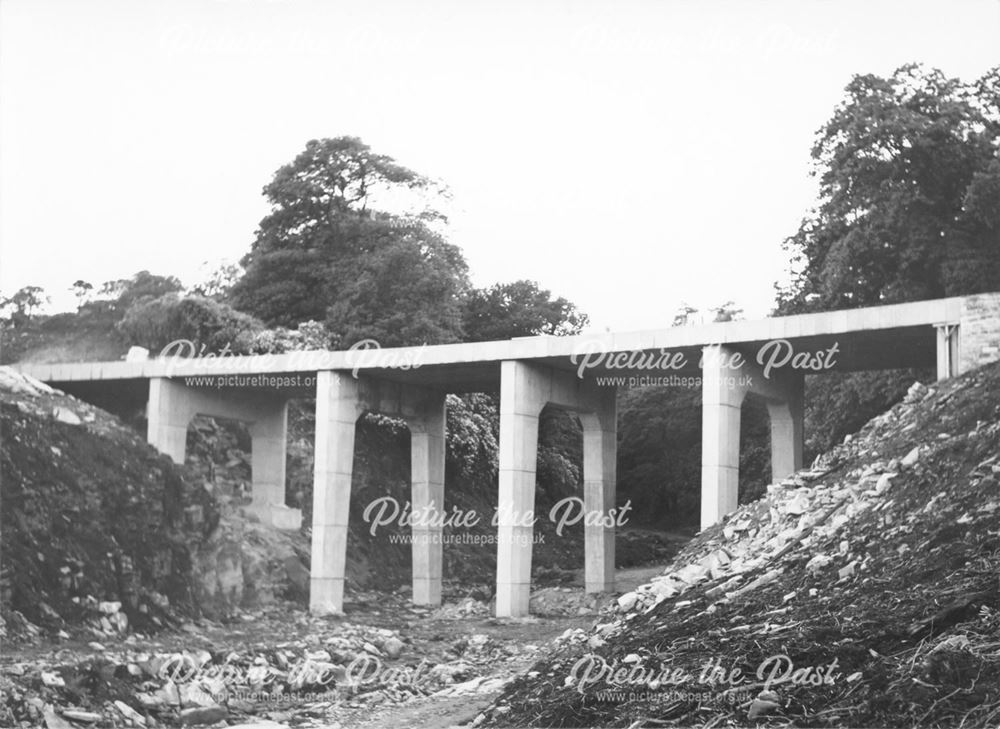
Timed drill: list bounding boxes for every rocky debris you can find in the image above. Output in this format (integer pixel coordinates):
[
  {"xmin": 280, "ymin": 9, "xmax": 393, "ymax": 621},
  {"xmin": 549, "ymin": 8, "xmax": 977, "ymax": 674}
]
[
  {"xmin": 529, "ymin": 587, "xmax": 600, "ymax": 617},
  {"xmin": 432, "ymin": 675, "xmax": 509, "ymax": 698},
  {"xmin": 747, "ymin": 690, "xmax": 782, "ymax": 719},
  {"xmin": 381, "ymin": 636, "xmax": 405, "ymax": 659},
  {"xmin": 0, "ymin": 367, "xmax": 217, "ymax": 633},
  {"xmin": 484, "ymin": 363, "xmax": 1000, "ymax": 728},
  {"xmin": 584, "ymin": 375, "xmax": 963, "ymax": 629},
  {"xmin": 0, "ymin": 592, "xmax": 557, "ymax": 728},
  {"xmin": 180, "ymin": 704, "xmax": 228, "ymax": 725},
  {"xmin": 0, "ymin": 367, "xmax": 56, "ymax": 397},
  {"xmin": 51, "ymin": 406, "xmax": 82, "ymax": 425},
  {"xmin": 430, "ymin": 597, "xmax": 490, "ymax": 620}
]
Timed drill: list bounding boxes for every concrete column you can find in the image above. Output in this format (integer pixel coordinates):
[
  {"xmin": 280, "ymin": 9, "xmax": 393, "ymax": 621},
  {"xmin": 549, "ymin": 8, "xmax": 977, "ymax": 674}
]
[
  {"xmin": 147, "ymin": 377, "xmax": 197, "ymax": 463},
  {"xmin": 579, "ymin": 386, "xmax": 617, "ymax": 594},
  {"xmin": 766, "ymin": 374, "xmax": 804, "ymax": 483},
  {"xmin": 700, "ymin": 345, "xmax": 749, "ymax": 530},
  {"xmin": 248, "ymin": 401, "xmax": 288, "ymax": 509},
  {"xmin": 405, "ymin": 394, "xmax": 447, "ymax": 606},
  {"xmin": 310, "ymin": 371, "xmax": 361, "ymax": 615},
  {"xmin": 246, "ymin": 400, "xmax": 302, "ymax": 530},
  {"xmin": 496, "ymin": 360, "xmax": 544, "ymax": 618},
  {"xmin": 936, "ymin": 323, "xmax": 959, "ymax": 380}
]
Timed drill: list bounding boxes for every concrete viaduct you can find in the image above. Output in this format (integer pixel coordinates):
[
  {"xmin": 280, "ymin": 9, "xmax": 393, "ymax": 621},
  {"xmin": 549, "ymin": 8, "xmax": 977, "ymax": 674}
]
[{"xmin": 12, "ymin": 293, "xmax": 1000, "ymax": 618}]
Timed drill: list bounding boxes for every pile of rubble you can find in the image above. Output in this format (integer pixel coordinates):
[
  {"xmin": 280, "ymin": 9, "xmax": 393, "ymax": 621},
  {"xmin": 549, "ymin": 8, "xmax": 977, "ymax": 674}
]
[
  {"xmin": 540, "ymin": 383, "xmax": 939, "ymax": 659},
  {"xmin": 429, "ymin": 596, "xmax": 491, "ymax": 620},
  {"xmin": 485, "ymin": 364, "xmax": 1000, "ymax": 728},
  {"xmin": 0, "ymin": 367, "xmax": 218, "ymax": 634},
  {"xmin": 529, "ymin": 587, "xmax": 601, "ymax": 617},
  {"xmin": 1, "ymin": 594, "xmax": 553, "ymax": 728}
]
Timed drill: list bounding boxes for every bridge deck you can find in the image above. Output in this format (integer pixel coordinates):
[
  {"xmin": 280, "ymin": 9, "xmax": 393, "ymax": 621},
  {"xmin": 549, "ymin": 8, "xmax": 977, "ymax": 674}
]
[{"xmin": 11, "ymin": 297, "xmax": 962, "ymax": 390}]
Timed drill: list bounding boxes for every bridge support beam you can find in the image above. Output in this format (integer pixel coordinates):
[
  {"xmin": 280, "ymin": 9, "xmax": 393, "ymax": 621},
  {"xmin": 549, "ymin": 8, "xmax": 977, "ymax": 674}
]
[
  {"xmin": 310, "ymin": 371, "xmax": 361, "ymax": 616},
  {"xmin": 309, "ymin": 372, "xmax": 449, "ymax": 615},
  {"xmin": 496, "ymin": 361, "xmax": 617, "ymax": 618},
  {"xmin": 700, "ymin": 346, "xmax": 749, "ymax": 530},
  {"xmin": 247, "ymin": 402, "xmax": 298, "ymax": 530},
  {"xmin": 147, "ymin": 377, "xmax": 299, "ymax": 530},
  {"xmin": 936, "ymin": 323, "xmax": 960, "ymax": 381},
  {"xmin": 580, "ymin": 389, "xmax": 617, "ymax": 598},
  {"xmin": 404, "ymin": 394, "xmax": 447, "ymax": 606},
  {"xmin": 497, "ymin": 361, "xmax": 542, "ymax": 618},
  {"xmin": 147, "ymin": 377, "xmax": 198, "ymax": 463},
  {"xmin": 767, "ymin": 374, "xmax": 804, "ymax": 483},
  {"xmin": 700, "ymin": 347, "xmax": 805, "ymax": 530}
]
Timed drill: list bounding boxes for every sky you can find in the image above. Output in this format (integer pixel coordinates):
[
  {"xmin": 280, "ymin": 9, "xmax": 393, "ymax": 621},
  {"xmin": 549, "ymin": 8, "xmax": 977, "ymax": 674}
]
[{"xmin": 1, "ymin": 0, "xmax": 998, "ymax": 333}]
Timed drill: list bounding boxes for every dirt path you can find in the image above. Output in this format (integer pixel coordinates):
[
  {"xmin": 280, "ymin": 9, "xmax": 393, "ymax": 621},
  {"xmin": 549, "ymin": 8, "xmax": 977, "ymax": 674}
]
[{"xmin": 327, "ymin": 564, "xmax": 671, "ymax": 729}]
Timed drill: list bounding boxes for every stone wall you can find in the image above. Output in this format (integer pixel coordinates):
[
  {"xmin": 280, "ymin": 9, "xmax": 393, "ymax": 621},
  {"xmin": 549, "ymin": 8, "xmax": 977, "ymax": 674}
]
[{"xmin": 960, "ymin": 293, "xmax": 1000, "ymax": 373}]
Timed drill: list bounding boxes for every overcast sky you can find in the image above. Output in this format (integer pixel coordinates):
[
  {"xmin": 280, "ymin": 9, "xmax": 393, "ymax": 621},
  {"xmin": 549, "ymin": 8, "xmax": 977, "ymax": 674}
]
[{"xmin": 1, "ymin": 0, "xmax": 998, "ymax": 332}]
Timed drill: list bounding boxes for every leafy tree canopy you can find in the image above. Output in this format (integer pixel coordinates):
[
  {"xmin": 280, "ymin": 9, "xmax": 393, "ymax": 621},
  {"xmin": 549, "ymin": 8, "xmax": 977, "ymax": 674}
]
[
  {"xmin": 190, "ymin": 262, "xmax": 243, "ymax": 301},
  {"xmin": 778, "ymin": 64, "xmax": 1000, "ymax": 313},
  {"xmin": 117, "ymin": 293, "xmax": 263, "ymax": 355},
  {"xmin": 227, "ymin": 136, "xmax": 596, "ymax": 356},
  {"xmin": 326, "ymin": 226, "xmax": 469, "ymax": 348},
  {"xmin": 462, "ymin": 280, "xmax": 590, "ymax": 342},
  {"xmin": 97, "ymin": 271, "xmax": 184, "ymax": 314},
  {"xmin": 229, "ymin": 136, "xmax": 465, "ymax": 342},
  {"xmin": 0, "ymin": 285, "xmax": 48, "ymax": 326}
]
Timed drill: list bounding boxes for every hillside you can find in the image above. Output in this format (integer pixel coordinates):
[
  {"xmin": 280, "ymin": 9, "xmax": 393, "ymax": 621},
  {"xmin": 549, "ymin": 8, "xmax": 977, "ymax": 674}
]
[
  {"xmin": 0, "ymin": 367, "xmax": 317, "ymax": 638},
  {"xmin": 0, "ymin": 367, "xmax": 215, "ymax": 634},
  {"xmin": 0, "ymin": 310, "xmax": 129, "ymax": 365},
  {"xmin": 481, "ymin": 362, "xmax": 1000, "ymax": 728}
]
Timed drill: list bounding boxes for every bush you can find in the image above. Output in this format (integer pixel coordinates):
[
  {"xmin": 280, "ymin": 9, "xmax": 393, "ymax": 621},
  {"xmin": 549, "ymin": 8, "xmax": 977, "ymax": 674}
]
[
  {"xmin": 117, "ymin": 294, "xmax": 264, "ymax": 355},
  {"xmin": 247, "ymin": 320, "xmax": 333, "ymax": 354}
]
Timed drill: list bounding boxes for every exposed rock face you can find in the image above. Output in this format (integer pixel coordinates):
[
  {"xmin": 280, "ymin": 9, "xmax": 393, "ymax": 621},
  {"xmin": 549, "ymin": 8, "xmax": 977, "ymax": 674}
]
[
  {"xmin": 0, "ymin": 367, "xmax": 217, "ymax": 632},
  {"xmin": 191, "ymin": 510, "xmax": 311, "ymax": 618},
  {"xmin": 0, "ymin": 367, "xmax": 312, "ymax": 632}
]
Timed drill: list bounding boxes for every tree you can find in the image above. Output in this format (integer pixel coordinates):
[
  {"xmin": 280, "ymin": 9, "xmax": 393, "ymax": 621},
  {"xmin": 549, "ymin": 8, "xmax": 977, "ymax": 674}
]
[
  {"xmin": 710, "ymin": 301, "xmax": 743, "ymax": 323},
  {"xmin": 71, "ymin": 280, "xmax": 94, "ymax": 310},
  {"xmin": 458, "ymin": 281, "xmax": 590, "ymax": 508},
  {"xmin": 190, "ymin": 262, "xmax": 243, "ymax": 301},
  {"xmin": 775, "ymin": 65, "xmax": 1000, "ymax": 466},
  {"xmin": 225, "ymin": 136, "xmax": 595, "ymax": 533},
  {"xmin": 462, "ymin": 280, "xmax": 589, "ymax": 342},
  {"xmin": 671, "ymin": 303, "xmax": 699, "ymax": 327},
  {"xmin": 1, "ymin": 285, "xmax": 48, "ymax": 326},
  {"xmin": 229, "ymin": 136, "xmax": 464, "ymax": 342},
  {"xmin": 98, "ymin": 271, "xmax": 184, "ymax": 315},
  {"xmin": 778, "ymin": 64, "xmax": 1000, "ymax": 313},
  {"xmin": 117, "ymin": 294, "xmax": 263, "ymax": 355},
  {"xmin": 325, "ymin": 226, "xmax": 469, "ymax": 347}
]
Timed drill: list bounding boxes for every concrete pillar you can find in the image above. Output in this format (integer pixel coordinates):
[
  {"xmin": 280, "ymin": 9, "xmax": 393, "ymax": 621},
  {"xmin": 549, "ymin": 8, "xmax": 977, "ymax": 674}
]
[
  {"xmin": 245, "ymin": 400, "xmax": 302, "ymax": 530},
  {"xmin": 147, "ymin": 377, "xmax": 197, "ymax": 463},
  {"xmin": 700, "ymin": 345, "xmax": 749, "ymax": 530},
  {"xmin": 936, "ymin": 323, "xmax": 959, "ymax": 380},
  {"xmin": 496, "ymin": 360, "xmax": 544, "ymax": 618},
  {"xmin": 579, "ymin": 387, "xmax": 617, "ymax": 594},
  {"xmin": 310, "ymin": 371, "xmax": 361, "ymax": 615},
  {"xmin": 248, "ymin": 401, "xmax": 288, "ymax": 510},
  {"xmin": 405, "ymin": 395, "xmax": 447, "ymax": 606},
  {"xmin": 766, "ymin": 374, "xmax": 804, "ymax": 483}
]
